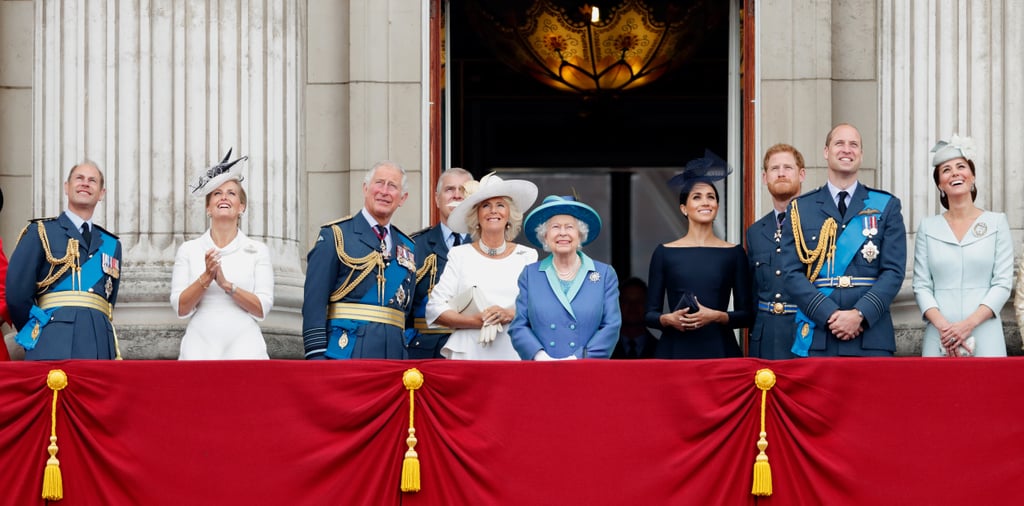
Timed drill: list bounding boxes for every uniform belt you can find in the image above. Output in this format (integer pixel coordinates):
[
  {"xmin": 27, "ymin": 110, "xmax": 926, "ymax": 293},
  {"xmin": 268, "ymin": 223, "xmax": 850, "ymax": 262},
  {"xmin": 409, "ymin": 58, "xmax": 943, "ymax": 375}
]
[
  {"xmin": 812, "ymin": 276, "xmax": 877, "ymax": 288},
  {"xmin": 757, "ymin": 301, "xmax": 798, "ymax": 315},
  {"xmin": 328, "ymin": 302, "xmax": 405, "ymax": 328},
  {"xmin": 414, "ymin": 317, "xmax": 452, "ymax": 334},
  {"xmin": 38, "ymin": 291, "xmax": 113, "ymax": 320}
]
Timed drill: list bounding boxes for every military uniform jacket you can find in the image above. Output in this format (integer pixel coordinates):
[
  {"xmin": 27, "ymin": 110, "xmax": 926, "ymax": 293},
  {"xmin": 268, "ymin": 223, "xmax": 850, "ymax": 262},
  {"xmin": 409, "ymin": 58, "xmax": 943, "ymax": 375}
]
[
  {"xmin": 7, "ymin": 213, "xmax": 122, "ymax": 359},
  {"xmin": 780, "ymin": 183, "xmax": 907, "ymax": 356},
  {"xmin": 407, "ymin": 225, "xmax": 453, "ymax": 359},
  {"xmin": 301, "ymin": 214, "xmax": 416, "ymax": 359},
  {"xmin": 746, "ymin": 211, "xmax": 799, "ymax": 359}
]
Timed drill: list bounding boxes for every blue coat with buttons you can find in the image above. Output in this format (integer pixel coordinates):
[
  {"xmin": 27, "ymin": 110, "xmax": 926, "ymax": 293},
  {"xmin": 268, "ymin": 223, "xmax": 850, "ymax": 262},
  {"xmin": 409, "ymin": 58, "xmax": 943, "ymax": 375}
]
[
  {"xmin": 509, "ymin": 252, "xmax": 621, "ymax": 359},
  {"xmin": 6, "ymin": 212, "xmax": 121, "ymax": 360},
  {"xmin": 746, "ymin": 210, "xmax": 799, "ymax": 359}
]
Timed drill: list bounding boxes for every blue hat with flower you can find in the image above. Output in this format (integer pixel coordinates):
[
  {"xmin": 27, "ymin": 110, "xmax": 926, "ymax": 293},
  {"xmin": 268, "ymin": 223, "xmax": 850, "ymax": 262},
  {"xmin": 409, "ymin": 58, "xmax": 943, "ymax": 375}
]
[
  {"xmin": 523, "ymin": 195, "xmax": 602, "ymax": 248},
  {"xmin": 668, "ymin": 149, "xmax": 733, "ymax": 194}
]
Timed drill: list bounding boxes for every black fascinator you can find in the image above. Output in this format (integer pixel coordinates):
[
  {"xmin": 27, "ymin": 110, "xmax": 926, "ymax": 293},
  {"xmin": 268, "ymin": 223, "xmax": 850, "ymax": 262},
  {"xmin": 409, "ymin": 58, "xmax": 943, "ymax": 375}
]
[
  {"xmin": 668, "ymin": 149, "xmax": 733, "ymax": 188},
  {"xmin": 190, "ymin": 148, "xmax": 248, "ymax": 196}
]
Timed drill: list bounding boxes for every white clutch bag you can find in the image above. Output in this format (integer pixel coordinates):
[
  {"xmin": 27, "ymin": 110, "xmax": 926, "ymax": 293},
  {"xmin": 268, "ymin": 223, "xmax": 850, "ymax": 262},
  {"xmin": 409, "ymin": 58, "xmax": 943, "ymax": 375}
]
[
  {"xmin": 449, "ymin": 286, "xmax": 488, "ymax": 316},
  {"xmin": 939, "ymin": 335, "xmax": 976, "ymax": 357}
]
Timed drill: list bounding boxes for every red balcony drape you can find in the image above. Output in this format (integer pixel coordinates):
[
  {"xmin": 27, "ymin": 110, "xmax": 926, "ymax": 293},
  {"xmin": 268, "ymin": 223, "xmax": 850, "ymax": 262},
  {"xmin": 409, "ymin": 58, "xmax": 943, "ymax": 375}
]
[{"xmin": 1, "ymin": 358, "xmax": 1021, "ymax": 505}]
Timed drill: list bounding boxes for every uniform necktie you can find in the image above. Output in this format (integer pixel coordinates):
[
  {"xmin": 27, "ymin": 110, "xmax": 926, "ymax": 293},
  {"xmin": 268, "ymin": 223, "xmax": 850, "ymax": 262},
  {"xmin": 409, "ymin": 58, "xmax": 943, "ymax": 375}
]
[
  {"xmin": 452, "ymin": 232, "xmax": 462, "ymax": 246},
  {"xmin": 776, "ymin": 211, "xmax": 786, "ymax": 226},
  {"xmin": 81, "ymin": 223, "xmax": 92, "ymax": 245},
  {"xmin": 837, "ymin": 191, "xmax": 849, "ymax": 218}
]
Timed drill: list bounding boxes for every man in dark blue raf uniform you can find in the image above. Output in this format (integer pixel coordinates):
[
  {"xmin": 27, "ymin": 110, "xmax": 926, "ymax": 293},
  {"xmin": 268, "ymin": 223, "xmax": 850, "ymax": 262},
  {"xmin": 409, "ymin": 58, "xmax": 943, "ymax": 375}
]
[
  {"xmin": 780, "ymin": 124, "xmax": 907, "ymax": 357},
  {"xmin": 302, "ymin": 160, "xmax": 417, "ymax": 359},
  {"xmin": 406, "ymin": 167, "xmax": 473, "ymax": 359},
  {"xmin": 746, "ymin": 144, "xmax": 806, "ymax": 359},
  {"xmin": 7, "ymin": 161, "xmax": 123, "ymax": 360}
]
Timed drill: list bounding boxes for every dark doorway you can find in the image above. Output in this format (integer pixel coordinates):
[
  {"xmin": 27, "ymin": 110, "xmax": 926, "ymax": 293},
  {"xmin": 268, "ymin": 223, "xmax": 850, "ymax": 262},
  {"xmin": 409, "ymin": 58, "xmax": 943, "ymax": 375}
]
[{"xmin": 444, "ymin": 0, "xmax": 733, "ymax": 279}]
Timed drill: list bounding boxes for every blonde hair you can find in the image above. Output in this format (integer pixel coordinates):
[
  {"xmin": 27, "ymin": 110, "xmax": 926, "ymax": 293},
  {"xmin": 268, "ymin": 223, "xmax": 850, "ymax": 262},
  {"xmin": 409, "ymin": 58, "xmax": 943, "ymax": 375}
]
[{"xmin": 465, "ymin": 196, "xmax": 524, "ymax": 242}]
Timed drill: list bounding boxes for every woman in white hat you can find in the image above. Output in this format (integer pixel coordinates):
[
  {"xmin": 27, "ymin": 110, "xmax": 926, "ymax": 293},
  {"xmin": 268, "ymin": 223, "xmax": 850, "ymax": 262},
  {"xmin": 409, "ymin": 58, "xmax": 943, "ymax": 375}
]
[
  {"xmin": 913, "ymin": 135, "xmax": 1013, "ymax": 357},
  {"xmin": 170, "ymin": 149, "xmax": 274, "ymax": 359},
  {"xmin": 509, "ymin": 195, "xmax": 621, "ymax": 360},
  {"xmin": 425, "ymin": 173, "xmax": 538, "ymax": 360}
]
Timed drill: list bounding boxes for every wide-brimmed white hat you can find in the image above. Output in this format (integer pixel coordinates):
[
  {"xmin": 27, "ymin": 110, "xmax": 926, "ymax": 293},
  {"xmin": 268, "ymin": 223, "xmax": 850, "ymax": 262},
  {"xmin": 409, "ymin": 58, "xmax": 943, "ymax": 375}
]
[
  {"xmin": 448, "ymin": 173, "xmax": 538, "ymax": 234},
  {"xmin": 190, "ymin": 148, "xmax": 247, "ymax": 197},
  {"xmin": 930, "ymin": 134, "xmax": 975, "ymax": 167}
]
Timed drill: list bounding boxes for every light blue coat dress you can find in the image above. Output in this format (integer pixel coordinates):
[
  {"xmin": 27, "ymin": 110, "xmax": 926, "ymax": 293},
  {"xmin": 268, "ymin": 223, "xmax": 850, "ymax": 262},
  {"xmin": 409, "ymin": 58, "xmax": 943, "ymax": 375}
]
[
  {"xmin": 510, "ymin": 252, "xmax": 621, "ymax": 359},
  {"xmin": 912, "ymin": 211, "xmax": 1013, "ymax": 356}
]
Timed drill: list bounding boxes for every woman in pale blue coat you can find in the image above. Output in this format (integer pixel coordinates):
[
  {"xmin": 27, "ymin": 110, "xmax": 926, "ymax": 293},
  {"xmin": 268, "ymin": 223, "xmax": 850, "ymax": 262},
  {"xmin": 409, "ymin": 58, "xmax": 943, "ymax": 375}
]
[
  {"xmin": 913, "ymin": 135, "xmax": 1014, "ymax": 357},
  {"xmin": 510, "ymin": 196, "xmax": 621, "ymax": 360}
]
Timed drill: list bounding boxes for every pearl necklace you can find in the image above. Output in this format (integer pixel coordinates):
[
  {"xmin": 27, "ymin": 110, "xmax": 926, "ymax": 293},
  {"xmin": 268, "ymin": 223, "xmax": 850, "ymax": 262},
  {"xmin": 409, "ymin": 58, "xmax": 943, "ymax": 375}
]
[
  {"xmin": 555, "ymin": 257, "xmax": 581, "ymax": 279},
  {"xmin": 480, "ymin": 239, "xmax": 508, "ymax": 257}
]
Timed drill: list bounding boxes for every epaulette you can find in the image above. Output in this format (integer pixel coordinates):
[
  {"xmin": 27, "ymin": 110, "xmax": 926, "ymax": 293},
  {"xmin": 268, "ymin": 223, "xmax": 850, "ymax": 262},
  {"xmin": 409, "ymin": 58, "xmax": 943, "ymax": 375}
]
[
  {"xmin": 17, "ymin": 217, "xmax": 57, "ymax": 244},
  {"xmin": 864, "ymin": 186, "xmax": 897, "ymax": 198},
  {"xmin": 410, "ymin": 226, "xmax": 431, "ymax": 238},
  {"xmin": 321, "ymin": 215, "xmax": 352, "ymax": 228},
  {"xmin": 92, "ymin": 223, "xmax": 120, "ymax": 240}
]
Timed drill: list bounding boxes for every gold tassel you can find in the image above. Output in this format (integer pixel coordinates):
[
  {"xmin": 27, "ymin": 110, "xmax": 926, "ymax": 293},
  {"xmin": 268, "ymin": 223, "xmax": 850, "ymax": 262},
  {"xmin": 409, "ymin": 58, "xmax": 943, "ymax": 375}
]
[
  {"xmin": 751, "ymin": 368, "xmax": 776, "ymax": 497},
  {"xmin": 42, "ymin": 369, "xmax": 68, "ymax": 501},
  {"xmin": 401, "ymin": 368, "xmax": 424, "ymax": 493}
]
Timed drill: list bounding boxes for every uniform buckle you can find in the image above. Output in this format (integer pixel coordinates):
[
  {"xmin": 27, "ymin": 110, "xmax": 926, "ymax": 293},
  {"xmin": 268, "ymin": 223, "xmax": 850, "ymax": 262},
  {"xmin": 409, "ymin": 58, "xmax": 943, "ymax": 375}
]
[
  {"xmin": 838, "ymin": 275, "xmax": 853, "ymax": 288},
  {"xmin": 771, "ymin": 302, "xmax": 786, "ymax": 314}
]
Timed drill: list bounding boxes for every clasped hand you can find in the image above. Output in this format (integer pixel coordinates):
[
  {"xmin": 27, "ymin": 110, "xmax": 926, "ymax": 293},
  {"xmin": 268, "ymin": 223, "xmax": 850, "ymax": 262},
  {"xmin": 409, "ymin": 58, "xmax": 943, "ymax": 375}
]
[
  {"xmin": 478, "ymin": 305, "xmax": 511, "ymax": 345},
  {"xmin": 936, "ymin": 319, "xmax": 976, "ymax": 357},
  {"xmin": 828, "ymin": 309, "xmax": 863, "ymax": 340},
  {"xmin": 666, "ymin": 304, "xmax": 706, "ymax": 332},
  {"xmin": 203, "ymin": 248, "xmax": 231, "ymax": 291}
]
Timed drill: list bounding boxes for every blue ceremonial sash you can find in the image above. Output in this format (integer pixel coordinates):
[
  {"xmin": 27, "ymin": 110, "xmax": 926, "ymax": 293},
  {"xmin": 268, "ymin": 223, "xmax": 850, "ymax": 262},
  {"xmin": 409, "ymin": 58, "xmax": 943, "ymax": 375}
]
[
  {"xmin": 792, "ymin": 191, "xmax": 892, "ymax": 356},
  {"xmin": 16, "ymin": 232, "xmax": 117, "ymax": 350},
  {"xmin": 326, "ymin": 255, "xmax": 411, "ymax": 359}
]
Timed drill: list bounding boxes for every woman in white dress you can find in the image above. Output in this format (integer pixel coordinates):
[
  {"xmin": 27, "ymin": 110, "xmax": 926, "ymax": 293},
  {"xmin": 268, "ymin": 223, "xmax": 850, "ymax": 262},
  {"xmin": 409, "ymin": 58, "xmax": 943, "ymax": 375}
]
[
  {"xmin": 913, "ymin": 135, "xmax": 1013, "ymax": 357},
  {"xmin": 170, "ymin": 150, "xmax": 274, "ymax": 359},
  {"xmin": 426, "ymin": 173, "xmax": 538, "ymax": 360}
]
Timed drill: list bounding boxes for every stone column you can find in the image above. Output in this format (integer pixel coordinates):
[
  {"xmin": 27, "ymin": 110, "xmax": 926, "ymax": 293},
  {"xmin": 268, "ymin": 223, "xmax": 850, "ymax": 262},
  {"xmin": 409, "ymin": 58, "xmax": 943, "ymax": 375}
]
[
  {"xmin": 33, "ymin": 0, "xmax": 305, "ymax": 358},
  {"xmin": 879, "ymin": 0, "xmax": 1024, "ymax": 353}
]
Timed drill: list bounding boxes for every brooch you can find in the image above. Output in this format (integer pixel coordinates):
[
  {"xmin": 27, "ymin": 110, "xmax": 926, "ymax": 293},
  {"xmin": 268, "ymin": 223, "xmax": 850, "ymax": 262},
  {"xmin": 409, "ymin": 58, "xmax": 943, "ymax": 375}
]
[
  {"xmin": 972, "ymin": 222, "xmax": 988, "ymax": 237},
  {"xmin": 589, "ymin": 272, "xmax": 601, "ymax": 283},
  {"xmin": 244, "ymin": 243, "xmax": 258, "ymax": 254},
  {"xmin": 338, "ymin": 331, "xmax": 349, "ymax": 349}
]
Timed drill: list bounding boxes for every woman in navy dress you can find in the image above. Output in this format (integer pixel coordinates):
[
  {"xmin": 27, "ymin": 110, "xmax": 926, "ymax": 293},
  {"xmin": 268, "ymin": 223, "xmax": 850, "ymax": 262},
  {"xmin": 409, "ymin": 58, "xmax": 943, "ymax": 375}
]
[{"xmin": 645, "ymin": 151, "xmax": 753, "ymax": 358}]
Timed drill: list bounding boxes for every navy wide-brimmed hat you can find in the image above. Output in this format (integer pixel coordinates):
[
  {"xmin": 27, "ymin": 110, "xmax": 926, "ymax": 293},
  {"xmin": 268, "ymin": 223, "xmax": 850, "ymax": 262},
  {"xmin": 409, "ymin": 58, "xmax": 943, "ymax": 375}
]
[
  {"xmin": 668, "ymin": 149, "xmax": 733, "ymax": 193},
  {"xmin": 523, "ymin": 195, "xmax": 602, "ymax": 248},
  {"xmin": 189, "ymin": 148, "xmax": 248, "ymax": 196}
]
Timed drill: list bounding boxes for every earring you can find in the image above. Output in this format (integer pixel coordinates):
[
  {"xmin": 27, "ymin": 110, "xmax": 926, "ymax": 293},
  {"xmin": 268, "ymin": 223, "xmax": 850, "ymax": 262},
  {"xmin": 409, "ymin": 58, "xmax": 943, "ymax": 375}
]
[
  {"xmin": 971, "ymin": 183, "xmax": 976, "ymax": 192},
  {"xmin": 505, "ymin": 223, "xmax": 511, "ymax": 229},
  {"xmin": 939, "ymin": 190, "xmax": 946, "ymax": 199},
  {"xmin": 207, "ymin": 213, "xmax": 212, "ymax": 218},
  {"xmin": 683, "ymin": 212, "xmax": 688, "ymax": 217}
]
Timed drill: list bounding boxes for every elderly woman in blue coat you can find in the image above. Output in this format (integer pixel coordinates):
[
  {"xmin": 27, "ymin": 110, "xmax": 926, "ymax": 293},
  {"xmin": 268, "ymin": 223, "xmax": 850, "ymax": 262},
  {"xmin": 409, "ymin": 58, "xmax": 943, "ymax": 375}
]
[{"xmin": 509, "ymin": 196, "xmax": 621, "ymax": 360}]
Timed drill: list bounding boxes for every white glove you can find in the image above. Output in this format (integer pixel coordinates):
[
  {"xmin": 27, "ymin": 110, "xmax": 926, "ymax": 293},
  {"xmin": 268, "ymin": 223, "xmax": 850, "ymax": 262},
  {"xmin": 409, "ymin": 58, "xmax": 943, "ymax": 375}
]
[
  {"xmin": 534, "ymin": 350, "xmax": 555, "ymax": 361},
  {"xmin": 478, "ymin": 323, "xmax": 502, "ymax": 345},
  {"xmin": 558, "ymin": 355, "xmax": 578, "ymax": 360}
]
